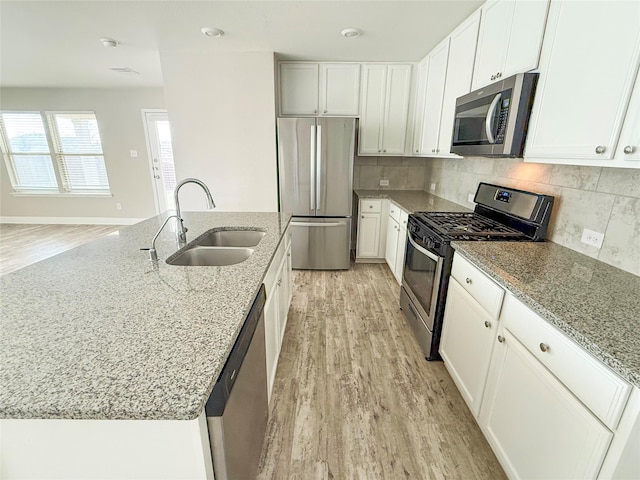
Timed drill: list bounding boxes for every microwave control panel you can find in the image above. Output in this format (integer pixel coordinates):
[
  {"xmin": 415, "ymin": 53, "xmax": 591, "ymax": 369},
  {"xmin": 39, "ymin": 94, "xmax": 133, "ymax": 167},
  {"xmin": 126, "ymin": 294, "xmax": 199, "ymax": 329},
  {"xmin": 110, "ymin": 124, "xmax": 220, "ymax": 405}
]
[{"xmin": 495, "ymin": 97, "xmax": 510, "ymax": 144}]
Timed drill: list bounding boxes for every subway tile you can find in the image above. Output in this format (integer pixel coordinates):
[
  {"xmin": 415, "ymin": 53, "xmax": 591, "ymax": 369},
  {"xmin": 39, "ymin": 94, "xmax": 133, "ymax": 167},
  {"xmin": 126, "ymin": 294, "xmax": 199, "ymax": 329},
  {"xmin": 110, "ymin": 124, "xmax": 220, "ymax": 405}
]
[
  {"xmin": 382, "ymin": 166, "xmax": 407, "ymax": 190},
  {"xmin": 359, "ymin": 165, "xmax": 384, "ymax": 189}
]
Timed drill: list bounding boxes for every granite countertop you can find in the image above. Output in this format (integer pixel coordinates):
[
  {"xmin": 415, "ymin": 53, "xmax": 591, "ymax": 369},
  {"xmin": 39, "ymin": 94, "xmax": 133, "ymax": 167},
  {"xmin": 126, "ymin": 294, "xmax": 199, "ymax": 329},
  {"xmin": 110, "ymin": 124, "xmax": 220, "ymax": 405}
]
[
  {"xmin": 0, "ymin": 212, "xmax": 291, "ymax": 420},
  {"xmin": 354, "ymin": 189, "xmax": 471, "ymax": 214},
  {"xmin": 452, "ymin": 241, "xmax": 640, "ymax": 389}
]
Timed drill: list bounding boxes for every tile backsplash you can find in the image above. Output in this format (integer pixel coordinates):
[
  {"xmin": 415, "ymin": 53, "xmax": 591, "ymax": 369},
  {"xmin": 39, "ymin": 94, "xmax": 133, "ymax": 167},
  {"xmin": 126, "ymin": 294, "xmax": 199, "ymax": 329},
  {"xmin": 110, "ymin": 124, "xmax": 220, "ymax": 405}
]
[
  {"xmin": 353, "ymin": 155, "xmax": 639, "ymax": 276},
  {"xmin": 423, "ymin": 157, "xmax": 640, "ymax": 277}
]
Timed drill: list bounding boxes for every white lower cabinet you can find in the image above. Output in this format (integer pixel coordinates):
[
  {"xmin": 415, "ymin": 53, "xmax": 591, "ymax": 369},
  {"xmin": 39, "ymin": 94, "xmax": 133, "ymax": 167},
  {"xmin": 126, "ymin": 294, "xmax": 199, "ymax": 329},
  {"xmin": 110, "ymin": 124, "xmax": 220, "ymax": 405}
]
[
  {"xmin": 356, "ymin": 199, "xmax": 387, "ymax": 260},
  {"xmin": 480, "ymin": 328, "xmax": 612, "ymax": 480},
  {"xmin": 384, "ymin": 203, "xmax": 408, "ymax": 283},
  {"xmin": 264, "ymin": 228, "xmax": 293, "ymax": 402},
  {"xmin": 443, "ymin": 252, "xmax": 639, "ymax": 479}
]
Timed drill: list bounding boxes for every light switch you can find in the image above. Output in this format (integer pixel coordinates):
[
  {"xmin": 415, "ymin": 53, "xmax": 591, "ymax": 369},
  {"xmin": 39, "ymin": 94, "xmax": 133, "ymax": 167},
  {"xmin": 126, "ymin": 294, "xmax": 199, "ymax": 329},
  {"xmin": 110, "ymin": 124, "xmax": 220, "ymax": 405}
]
[{"xmin": 129, "ymin": 150, "xmax": 138, "ymax": 157}]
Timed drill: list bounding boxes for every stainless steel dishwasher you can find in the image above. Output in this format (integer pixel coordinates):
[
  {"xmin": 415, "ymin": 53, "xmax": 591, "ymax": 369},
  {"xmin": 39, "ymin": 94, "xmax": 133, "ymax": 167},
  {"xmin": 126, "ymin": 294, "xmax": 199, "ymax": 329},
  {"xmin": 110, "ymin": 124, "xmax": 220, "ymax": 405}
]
[{"xmin": 205, "ymin": 285, "xmax": 268, "ymax": 480}]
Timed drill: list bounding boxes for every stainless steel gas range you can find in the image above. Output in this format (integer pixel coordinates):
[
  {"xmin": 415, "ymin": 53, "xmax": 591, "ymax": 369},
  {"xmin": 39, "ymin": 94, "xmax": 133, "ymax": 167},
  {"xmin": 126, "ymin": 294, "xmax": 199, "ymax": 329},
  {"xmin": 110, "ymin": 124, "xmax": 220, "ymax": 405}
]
[{"xmin": 400, "ymin": 183, "xmax": 554, "ymax": 361}]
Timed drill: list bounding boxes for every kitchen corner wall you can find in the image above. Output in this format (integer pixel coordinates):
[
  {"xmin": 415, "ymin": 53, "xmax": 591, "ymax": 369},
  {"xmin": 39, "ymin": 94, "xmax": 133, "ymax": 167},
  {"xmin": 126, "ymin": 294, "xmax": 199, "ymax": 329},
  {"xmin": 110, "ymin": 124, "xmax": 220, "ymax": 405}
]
[
  {"xmin": 353, "ymin": 156, "xmax": 426, "ymax": 190},
  {"xmin": 423, "ymin": 157, "xmax": 640, "ymax": 277}
]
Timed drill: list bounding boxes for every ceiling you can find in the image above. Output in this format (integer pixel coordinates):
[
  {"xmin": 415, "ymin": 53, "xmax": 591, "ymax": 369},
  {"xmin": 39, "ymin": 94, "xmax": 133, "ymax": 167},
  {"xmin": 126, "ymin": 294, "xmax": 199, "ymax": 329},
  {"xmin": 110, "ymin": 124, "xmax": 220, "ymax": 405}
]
[{"xmin": 0, "ymin": 0, "xmax": 483, "ymax": 88}]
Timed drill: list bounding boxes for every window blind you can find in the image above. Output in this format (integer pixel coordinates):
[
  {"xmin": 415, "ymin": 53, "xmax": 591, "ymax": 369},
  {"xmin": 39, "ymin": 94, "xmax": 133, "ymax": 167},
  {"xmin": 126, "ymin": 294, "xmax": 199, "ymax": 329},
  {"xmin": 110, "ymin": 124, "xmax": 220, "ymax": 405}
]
[
  {"xmin": 47, "ymin": 112, "xmax": 110, "ymax": 192},
  {"xmin": 0, "ymin": 112, "xmax": 58, "ymax": 190}
]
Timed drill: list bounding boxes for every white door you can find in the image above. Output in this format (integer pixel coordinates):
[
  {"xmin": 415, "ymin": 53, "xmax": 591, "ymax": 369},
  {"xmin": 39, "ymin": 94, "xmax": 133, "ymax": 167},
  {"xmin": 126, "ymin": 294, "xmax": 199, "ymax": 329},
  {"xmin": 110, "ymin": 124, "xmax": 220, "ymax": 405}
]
[
  {"xmin": 279, "ymin": 63, "xmax": 319, "ymax": 115},
  {"xmin": 615, "ymin": 71, "xmax": 640, "ymax": 164},
  {"xmin": 438, "ymin": 10, "xmax": 480, "ymax": 156},
  {"xmin": 357, "ymin": 213, "xmax": 381, "ymax": 257},
  {"xmin": 320, "ymin": 63, "xmax": 360, "ymax": 116},
  {"xmin": 472, "ymin": 0, "xmax": 513, "ymax": 90},
  {"xmin": 381, "ymin": 64, "xmax": 412, "ymax": 154},
  {"xmin": 385, "ymin": 217, "xmax": 399, "ymax": 269},
  {"xmin": 359, "ymin": 65, "xmax": 387, "ymax": 154},
  {"xmin": 502, "ymin": 0, "xmax": 549, "ymax": 80},
  {"xmin": 525, "ymin": 0, "xmax": 640, "ymax": 162},
  {"xmin": 481, "ymin": 330, "xmax": 613, "ymax": 479},
  {"xmin": 421, "ymin": 39, "xmax": 449, "ymax": 154},
  {"xmin": 144, "ymin": 111, "xmax": 177, "ymax": 214}
]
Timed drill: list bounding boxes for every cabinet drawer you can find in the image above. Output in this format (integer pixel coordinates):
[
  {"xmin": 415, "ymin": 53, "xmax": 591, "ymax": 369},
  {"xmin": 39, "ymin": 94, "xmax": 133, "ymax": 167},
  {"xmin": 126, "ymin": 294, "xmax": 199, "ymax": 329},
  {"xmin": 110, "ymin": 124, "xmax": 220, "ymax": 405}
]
[
  {"xmin": 361, "ymin": 199, "xmax": 381, "ymax": 213},
  {"xmin": 451, "ymin": 253, "xmax": 504, "ymax": 318},
  {"xmin": 399, "ymin": 209, "xmax": 409, "ymax": 231},
  {"xmin": 388, "ymin": 202, "xmax": 401, "ymax": 222},
  {"xmin": 501, "ymin": 294, "xmax": 631, "ymax": 430}
]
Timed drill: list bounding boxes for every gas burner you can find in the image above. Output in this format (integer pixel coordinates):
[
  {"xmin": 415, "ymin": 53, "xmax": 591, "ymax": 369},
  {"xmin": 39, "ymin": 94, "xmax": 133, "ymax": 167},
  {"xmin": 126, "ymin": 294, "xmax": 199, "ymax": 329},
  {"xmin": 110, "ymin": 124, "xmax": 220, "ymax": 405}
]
[{"xmin": 414, "ymin": 211, "xmax": 526, "ymax": 240}]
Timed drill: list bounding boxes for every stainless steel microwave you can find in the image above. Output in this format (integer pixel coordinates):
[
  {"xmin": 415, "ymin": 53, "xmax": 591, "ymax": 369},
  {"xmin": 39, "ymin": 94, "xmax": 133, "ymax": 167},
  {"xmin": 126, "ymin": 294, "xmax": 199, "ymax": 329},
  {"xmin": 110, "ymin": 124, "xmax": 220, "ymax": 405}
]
[{"xmin": 450, "ymin": 73, "xmax": 538, "ymax": 157}]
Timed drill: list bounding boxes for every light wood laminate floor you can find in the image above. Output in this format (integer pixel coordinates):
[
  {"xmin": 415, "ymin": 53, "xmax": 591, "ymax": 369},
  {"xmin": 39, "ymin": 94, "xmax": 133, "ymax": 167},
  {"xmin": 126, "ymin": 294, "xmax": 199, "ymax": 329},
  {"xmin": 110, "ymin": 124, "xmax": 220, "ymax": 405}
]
[
  {"xmin": 257, "ymin": 264, "xmax": 506, "ymax": 480},
  {"xmin": 0, "ymin": 224, "xmax": 122, "ymax": 276}
]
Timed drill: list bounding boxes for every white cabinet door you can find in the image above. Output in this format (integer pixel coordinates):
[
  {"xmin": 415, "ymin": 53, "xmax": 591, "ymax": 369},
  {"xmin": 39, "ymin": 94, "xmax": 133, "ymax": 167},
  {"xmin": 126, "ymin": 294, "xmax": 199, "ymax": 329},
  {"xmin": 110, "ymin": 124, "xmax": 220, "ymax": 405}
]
[
  {"xmin": 615, "ymin": 71, "xmax": 640, "ymax": 165},
  {"xmin": 393, "ymin": 224, "xmax": 407, "ymax": 284},
  {"xmin": 440, "ymin": 278, "xmax": 496, "ymax": 417},
  {"xmin": 357, "ymin": 212, "xmax": 381, "ymax": 257},
  {"xmin": 264, "ymin": 288, "xmax": 279, "ymax": 402},
  {"xmin": 472, "ymin": 0, "xmax": 512, "ymax": 90},
  {"xmin": 381, "ymin": 64, "xmax": 412, "ymax": 154},
  {"xmin": 525, "ymin": 0, "xmax": 640, "ymax": 163},
  {"xmin": 320, "ymin": 63, "xmax": 360, "ymax": 116},
  {"xmin": 385, "ymin": 216, "xmax": 399, "ymax": 269},
  {"xmin": 277, "ymin": 257, "xmax": 289, "ymax": 346},
  {"xmin": 420, "ymin": 39, "xmax": 449, "ymax": 155},
  {"xmin": 472, "ymin": 0, "xmax": 549, "ymax": 91},
  {"xmin": 438, "ymin": 10, "xmax": 480, "ymax": 156},
  {"xmin": 279, "ymin": 63, "xmax": 319, "ymax": 115},
  {"xmin": 359, "ymin": 65, "xmax": 387, "ymax": 154},
  {"xmin": 480, "ymin": 330, "xmax": 613, "ymax": 480},
  {"xmin": 411, "ymin": 58, "xmax": 429, "ymax": 155}
]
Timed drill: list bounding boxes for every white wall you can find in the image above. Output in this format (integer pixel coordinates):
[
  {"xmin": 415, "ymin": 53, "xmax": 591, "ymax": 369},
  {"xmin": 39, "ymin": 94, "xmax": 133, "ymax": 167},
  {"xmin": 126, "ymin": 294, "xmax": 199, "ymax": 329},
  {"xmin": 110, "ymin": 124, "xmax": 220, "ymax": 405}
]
[
  {"xmin": 159, "ymin": 50, "xmax": 278, "ymax": 212},
  {"xmin": 0, "ymin": 88, "xmax": 165, "ymax": 221}
]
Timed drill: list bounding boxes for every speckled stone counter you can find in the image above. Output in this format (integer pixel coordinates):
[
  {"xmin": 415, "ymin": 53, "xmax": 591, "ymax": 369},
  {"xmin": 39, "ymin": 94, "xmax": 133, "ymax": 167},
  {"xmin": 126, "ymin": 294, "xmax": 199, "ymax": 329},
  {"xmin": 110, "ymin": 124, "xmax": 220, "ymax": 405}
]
[
  {"xmin": 451, "ymin": 241, "xmax": 640, "ymax": 388},
  {"xmin": 0, "ymin": 212, "xmax": 291, "ymax": 420},
  {"xmin": 354, "ymin": 189, "xmax": 471, "ymax": 213}
]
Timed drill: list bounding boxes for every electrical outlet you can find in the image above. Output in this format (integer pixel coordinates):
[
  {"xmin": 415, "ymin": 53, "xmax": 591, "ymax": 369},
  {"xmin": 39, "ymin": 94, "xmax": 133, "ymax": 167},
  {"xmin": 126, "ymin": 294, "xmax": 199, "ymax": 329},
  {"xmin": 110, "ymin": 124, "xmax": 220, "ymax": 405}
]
[
  {"xmin": 581, "ymin": 228, "xmax": 604, "ymax": 248},
  {"xmin": 129, "ymin": 150, "xmax": 138, "ymax": 158},
  {"xmin": 467, "ymin": 193, "xmax": 475, "ymax": 203},
  {"xmin": 116, "ymin": 203, "xmax": 122, "ymax": 210},
  {"xmin": 430, "ymin": 183, "xmax": 436, "ymax": 192},
  {"xmin": 379, "ymin": 179, "xmax": 389, "ymax": 186}
]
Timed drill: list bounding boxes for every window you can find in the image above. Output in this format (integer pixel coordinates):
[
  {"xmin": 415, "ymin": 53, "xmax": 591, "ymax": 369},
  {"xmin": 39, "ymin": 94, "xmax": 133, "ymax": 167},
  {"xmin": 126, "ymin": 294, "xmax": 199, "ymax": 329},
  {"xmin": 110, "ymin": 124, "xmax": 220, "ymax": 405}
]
[{"xmin": 0, "ymin": 111, "xmax": 110, "ymax": 194}]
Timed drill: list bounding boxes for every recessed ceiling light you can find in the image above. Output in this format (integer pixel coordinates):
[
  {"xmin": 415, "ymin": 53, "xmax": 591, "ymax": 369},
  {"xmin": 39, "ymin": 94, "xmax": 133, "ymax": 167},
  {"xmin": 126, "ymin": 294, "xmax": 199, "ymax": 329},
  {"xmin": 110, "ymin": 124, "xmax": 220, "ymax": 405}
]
[
  {"xmin": 201, "ymin": 27, "xmax": 224, "ymax": 38},
  {"xmin": 341, "ymin": 28, "xmax": 362, "ymax": 38},
  {"xmin": 100, "ymin": 37, "xmax": 118, "ymax": 48}
]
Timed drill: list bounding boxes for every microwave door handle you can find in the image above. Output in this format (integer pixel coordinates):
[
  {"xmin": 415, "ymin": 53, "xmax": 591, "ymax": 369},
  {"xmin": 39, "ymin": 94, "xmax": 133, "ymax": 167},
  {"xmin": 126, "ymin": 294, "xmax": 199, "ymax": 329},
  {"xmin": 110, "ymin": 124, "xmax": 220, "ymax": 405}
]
[
  {"xmin": 408, "ymin": 233, "xmax": 440, "ymax": 262},
  {"xmin": 485, "ymin": 93, "xmax": 502, "ymax": 144}
]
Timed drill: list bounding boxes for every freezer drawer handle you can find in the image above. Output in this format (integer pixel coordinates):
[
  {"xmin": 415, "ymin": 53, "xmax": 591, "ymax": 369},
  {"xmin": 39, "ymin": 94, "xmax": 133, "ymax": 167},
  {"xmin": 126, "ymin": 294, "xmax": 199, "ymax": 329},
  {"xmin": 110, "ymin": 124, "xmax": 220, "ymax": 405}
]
[{"xmin": 291, "ymin": 221, "xmax": 346, "ymax": 227}]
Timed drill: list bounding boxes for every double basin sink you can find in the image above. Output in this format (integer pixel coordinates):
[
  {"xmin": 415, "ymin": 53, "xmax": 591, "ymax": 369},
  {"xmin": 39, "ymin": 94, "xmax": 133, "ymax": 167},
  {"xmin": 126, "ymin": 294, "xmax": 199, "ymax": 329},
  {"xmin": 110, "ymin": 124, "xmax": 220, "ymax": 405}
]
[{"xmin": 166, "ymin": 229, "xmax": 266, "ymax": 266}]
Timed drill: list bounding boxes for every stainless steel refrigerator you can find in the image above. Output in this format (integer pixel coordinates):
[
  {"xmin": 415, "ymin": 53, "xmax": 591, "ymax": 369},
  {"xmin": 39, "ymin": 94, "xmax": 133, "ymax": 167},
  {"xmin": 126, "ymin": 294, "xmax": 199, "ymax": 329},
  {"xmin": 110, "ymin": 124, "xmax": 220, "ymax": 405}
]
[{"xmin": 277, "ymin": 117, "xmax": 355, "ymax": 270}]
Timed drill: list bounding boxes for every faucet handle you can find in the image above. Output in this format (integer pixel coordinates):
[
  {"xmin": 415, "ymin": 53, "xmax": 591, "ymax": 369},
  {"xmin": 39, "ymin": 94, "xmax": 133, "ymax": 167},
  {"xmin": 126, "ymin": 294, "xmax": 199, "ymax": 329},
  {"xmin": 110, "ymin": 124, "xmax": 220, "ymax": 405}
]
[{"xmin": 140, "ymin": 247, "xmax": 158, "ymax": 262}]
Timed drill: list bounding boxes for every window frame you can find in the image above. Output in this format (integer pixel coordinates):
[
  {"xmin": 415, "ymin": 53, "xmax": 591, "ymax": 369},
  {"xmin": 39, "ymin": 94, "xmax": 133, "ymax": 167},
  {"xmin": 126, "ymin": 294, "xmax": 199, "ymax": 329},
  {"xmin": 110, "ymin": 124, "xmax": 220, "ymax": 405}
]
[{"xmin": 0, "ymin": 110, "xmax": 111, "ymax": 196}]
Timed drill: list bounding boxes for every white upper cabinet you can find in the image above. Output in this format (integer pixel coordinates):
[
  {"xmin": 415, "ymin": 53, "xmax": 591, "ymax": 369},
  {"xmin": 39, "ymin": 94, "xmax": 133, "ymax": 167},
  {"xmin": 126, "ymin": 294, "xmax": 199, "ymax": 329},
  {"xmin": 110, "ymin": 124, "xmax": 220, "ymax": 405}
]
[
  {"xmin": 279, "ymin": 63, "xmax": 319, "ymax": 115},
  {"xmin": 438, "ymin": 10, "xmax": 481, "ymax": 156},
  {"xmin": 471, "ymin": 0, "xmax": 549, "ymax": 91},
  {"xmin": 359, "ymin": 64, "xmax": 412, "ymax": 155},
  {"xmin": 524, "ymin": 0, "xmax": 640, "ymax": 166},
  {"xmin": 614, "ymin": 70, "xmax": 640, "ymax": 166},
  {"xmin": 279, "ymin": 62, "xmax": 360, "ymax": 116},
  {"xmin": 319, "ymin": 64, "xmax": 361, "ymax": 116},
  {"xmin": 413, "ymin": 38, "xmax": 449, "ymax": 155}
]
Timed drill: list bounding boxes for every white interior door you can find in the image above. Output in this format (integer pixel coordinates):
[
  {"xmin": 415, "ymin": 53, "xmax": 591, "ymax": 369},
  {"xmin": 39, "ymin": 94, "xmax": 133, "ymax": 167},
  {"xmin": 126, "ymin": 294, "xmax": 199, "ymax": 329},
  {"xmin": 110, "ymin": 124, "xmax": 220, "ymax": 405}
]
[{"xmin": 143, "ymin": 110, "xmax": 177, "ymax": 214}]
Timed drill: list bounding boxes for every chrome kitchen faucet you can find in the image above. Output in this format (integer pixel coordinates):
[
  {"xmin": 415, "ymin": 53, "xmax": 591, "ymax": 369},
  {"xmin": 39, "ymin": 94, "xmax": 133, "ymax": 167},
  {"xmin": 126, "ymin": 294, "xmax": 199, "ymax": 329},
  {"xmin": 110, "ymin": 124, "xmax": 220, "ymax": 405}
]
[{"xmin": 174, "ymin": 178, "xmax": 216, "ymax": 244}]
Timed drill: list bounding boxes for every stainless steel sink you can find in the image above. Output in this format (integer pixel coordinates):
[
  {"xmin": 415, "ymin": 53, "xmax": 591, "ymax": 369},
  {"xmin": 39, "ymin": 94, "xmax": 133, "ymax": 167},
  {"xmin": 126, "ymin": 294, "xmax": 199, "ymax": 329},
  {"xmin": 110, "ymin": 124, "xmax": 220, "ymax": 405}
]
[
  {"xmin": 194, "ymin": 229, "xmax": 266, "ymax": 247},
  {"xmin": 166, "ymin": 246, "xmax": 254, "ymax": 266}
]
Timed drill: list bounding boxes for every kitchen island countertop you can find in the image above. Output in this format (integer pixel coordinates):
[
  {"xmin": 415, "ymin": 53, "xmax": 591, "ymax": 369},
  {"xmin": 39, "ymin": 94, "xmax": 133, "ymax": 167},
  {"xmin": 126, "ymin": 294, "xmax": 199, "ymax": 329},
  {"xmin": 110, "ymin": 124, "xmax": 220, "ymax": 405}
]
[
  {"xmin": 452, "ymin": 241, "xmax": 640, "ymax": 389},
  {"xmin": 0, "ymin": 212, "xmax": 291, "ymax": 420}
]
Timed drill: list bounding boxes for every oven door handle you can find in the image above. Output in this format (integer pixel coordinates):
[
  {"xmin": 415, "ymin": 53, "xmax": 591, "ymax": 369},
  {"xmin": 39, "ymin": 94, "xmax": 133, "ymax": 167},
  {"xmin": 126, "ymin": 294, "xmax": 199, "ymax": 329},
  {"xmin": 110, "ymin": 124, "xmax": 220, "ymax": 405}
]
[{"xmin": 408, "ymin": 233, "xmax": 440, "ymax": 262}]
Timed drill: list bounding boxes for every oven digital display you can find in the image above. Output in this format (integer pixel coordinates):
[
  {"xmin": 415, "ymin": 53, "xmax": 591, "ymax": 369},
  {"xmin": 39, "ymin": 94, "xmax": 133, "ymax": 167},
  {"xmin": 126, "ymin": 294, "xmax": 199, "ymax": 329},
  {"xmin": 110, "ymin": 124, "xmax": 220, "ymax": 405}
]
[{"xmin": 495, "ymin": 189, "xmax": 511, "ymax": 203}]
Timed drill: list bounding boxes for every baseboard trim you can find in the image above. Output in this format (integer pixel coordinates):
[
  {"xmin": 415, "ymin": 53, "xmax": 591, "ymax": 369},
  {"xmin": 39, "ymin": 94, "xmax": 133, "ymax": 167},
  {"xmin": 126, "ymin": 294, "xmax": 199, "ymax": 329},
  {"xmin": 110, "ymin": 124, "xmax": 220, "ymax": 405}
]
[{"xmin": 0, "ymin": 216, "xmax": 147, "ymax": 225}]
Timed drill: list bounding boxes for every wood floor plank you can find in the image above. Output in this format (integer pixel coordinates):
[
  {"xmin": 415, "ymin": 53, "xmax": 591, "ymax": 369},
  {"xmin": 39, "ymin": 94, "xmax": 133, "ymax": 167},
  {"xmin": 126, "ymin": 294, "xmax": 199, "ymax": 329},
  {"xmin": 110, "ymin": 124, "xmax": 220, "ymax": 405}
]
[{"xmin": 257, "ymin": 263, "xmax": 506, "ymax": 480}]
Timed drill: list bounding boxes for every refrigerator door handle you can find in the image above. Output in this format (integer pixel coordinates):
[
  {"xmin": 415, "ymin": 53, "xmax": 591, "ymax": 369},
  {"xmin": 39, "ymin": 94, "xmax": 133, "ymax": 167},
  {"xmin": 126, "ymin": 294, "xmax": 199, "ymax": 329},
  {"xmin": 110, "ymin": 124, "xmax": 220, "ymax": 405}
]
[
  {"xmin": 315, "ymin": 124, "xmax": 322, "ymax": 214},
  {"xmin": 310, "ymin": 125, "xmax": 316, "ymax": 211},
  {"xmin": 291, "ymin": 221, "xmax": 346, "ymax": 228}
]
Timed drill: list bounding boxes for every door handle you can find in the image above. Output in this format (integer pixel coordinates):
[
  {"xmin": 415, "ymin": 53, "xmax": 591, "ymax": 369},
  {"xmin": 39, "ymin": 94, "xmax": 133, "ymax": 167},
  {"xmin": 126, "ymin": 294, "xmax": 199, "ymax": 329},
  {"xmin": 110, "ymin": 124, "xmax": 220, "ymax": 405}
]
[
  {"xmin": 291, "ymin": 221, "xmax": 345, "ymax": 227},
  {"xmin": 408, "ymin": 233, "xmax": 439, "ymax": 262},
  {"xmin": 485, "ymin": 93, "xmax": 502, "ymax": 144},
  {"xmin": 316, "ymin": 124, "xmax": 322, "ymax": 213},
  {"xmin": 310, "ymin": 125, "xmax": 316, "ymax": 211}
]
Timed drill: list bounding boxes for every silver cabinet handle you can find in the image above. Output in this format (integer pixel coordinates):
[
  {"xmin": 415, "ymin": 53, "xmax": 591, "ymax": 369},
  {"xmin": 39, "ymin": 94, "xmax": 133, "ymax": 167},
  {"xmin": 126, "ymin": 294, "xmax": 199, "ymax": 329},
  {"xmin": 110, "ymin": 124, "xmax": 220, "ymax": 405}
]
[
  {"xmin": 465, "ymin": 277, "xmax": 472, "ymax": 284},
  {"xmin": 539, "ymin": 343, "xmax": 549, "ymax": 353},
  {"xmin": 624, "ymin": 145, "xmax": 635, "ymax": 154},
  {"xmin": 497, "ymin": 335, "xmax": 505, "ymax": 343},
  {"xmin": 595, "ymin": 145, "xmax": 606, "ymax": 154},
  {"xmin": 484, "ymin": 321, "xmax": 491, "ymax": 328}
]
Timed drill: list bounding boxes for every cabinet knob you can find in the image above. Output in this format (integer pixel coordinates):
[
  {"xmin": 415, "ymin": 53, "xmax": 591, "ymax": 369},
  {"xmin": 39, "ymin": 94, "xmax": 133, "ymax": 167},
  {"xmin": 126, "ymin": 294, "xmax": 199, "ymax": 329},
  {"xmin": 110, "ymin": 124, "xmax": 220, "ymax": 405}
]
[
  {"xmin": 415, "ymin": 149, "xmax": 419, "ymax": 153},
  {"xmin": 624, "ymin": 145, "xmax": 635, "ymax": 154},
  {"xmin": 497, "ymin": 72, "xmax": 502, "ymax": 78},
  {"xmin": 277, "ymin": 279, "xmax": 282, "ymax": 286},
  {"xmin": 539, "ymin": 343, "xmax": 549, "ymax": 353},
  {"xmin": 431, "ymin": 148, "xmax": 435, "ymax": 153},
  {"xmin": 595, "ymin": 145, "xmax": 606, "ymax": 154},
  {"xmin": 484, "ymin": 321, "xmax": 491, "ymax": 329},
  {"xmin": 369, "ymin": 205, "xmax": 373, "ymax": 208},
  {"xmin": 490, "ymin": 75, "xmax": 495, "ymax": 81},
  {"xmin": 378, "ymin": 149, "xmax": 382, "ymax": 153},
  {"xmin": 313, "ymin": 110, "xmax": 318, "ymax": 114},
  {"xmin": 465, "ymin": 277, "xmax": 472, "ymax": 284},
  {"xmin": 361, "ymin": 215, "xmax": 365, "ymax": 218},
  {"xmin": 383, "ymin": 149, "xmax": 387, "ymax": 153},
  {"xmin": 154, "ymin": 175, "xmax": 160, "ymax": 179},
  {"xmin": 323, "ymin": 109, "xmax": 328, "ymax": 113},
  {"xmin": 497, "ymin": 335, "xmax": 505, "ymax": 343},
  {"xmin": 436, "ymin": 149, "xmax": 439, "ymax": 153}
]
